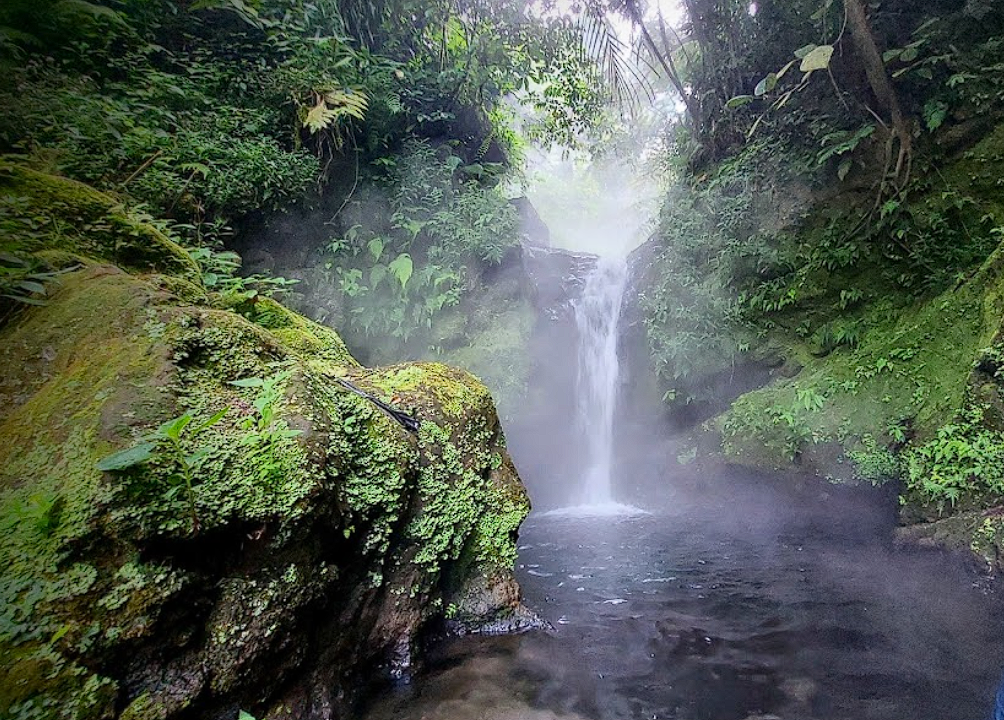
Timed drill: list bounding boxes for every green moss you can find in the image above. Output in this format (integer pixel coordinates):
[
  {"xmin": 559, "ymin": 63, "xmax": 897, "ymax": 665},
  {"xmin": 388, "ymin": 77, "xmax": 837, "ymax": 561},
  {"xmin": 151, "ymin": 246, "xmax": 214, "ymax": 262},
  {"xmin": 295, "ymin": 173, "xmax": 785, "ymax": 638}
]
[
  {"xmin": 939, "ymin": 124, "xmax": 1004, "ymax": 225},
  {"xmin": 120, "ymin": 692, "xmax": 167, "ymax": 720},
  {"xmin": 716, "ymin": 242, "xmax": 1004, "ymax": 472},
  {"xmin": 357, "ymin": 361, "xmax": 497, "ymax": 426},
  {"xmin": 0, "ymin": 163, "xmax": 200, "ymax": 282},
  {"xmin": 0, "ymin": 172, "xmax": 531, "ymax": 718},
  {"xmin": 970, "ymin": 515, "xmax": 1004, "ymax": 570},
  {"xmin": 214, "ymin": 294, "xmax": 358, "ymax": 366}
]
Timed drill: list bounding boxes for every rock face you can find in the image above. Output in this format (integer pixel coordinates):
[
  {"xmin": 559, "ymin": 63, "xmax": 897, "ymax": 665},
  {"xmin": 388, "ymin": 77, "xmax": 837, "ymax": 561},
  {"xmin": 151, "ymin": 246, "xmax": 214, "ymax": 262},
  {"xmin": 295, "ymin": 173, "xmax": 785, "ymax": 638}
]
[
  {"xmin": 510, "ymin": 196, "xmax": 551, "ymax": 247},
  {"xmin": 520, "ymin": 244, "xmax": 597, "ymax": 322},
  {"xmin": 504, "ymin": 244, "xmax": 600, "ymax": 508},
  {"xmin": 0, "ymin": 165, "xmax": 533, "ymax": 720}
]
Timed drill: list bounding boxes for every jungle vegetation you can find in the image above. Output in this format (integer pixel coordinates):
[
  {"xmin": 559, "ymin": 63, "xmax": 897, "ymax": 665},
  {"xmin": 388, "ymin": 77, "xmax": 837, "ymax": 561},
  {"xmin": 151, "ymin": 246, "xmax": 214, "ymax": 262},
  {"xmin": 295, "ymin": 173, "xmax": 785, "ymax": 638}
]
[{"xmin": 4, "ymin": 0, "xmax": 1004, "ymax": 512}]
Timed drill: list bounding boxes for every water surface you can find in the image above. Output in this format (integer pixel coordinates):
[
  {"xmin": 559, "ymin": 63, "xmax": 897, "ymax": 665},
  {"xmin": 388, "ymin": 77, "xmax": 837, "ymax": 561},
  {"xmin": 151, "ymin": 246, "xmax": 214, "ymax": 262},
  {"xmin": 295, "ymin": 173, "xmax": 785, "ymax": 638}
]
[{"xmin": 364, "ymin": 482, "xmax": 1004, "ymax": 720}]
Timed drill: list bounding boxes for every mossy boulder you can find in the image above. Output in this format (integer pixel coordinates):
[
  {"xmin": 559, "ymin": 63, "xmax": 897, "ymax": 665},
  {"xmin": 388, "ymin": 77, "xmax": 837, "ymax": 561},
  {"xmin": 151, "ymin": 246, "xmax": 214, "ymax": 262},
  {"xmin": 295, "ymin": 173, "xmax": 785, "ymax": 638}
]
[
  {"xmin": 0, "ymin": 171, "xmax": 533, "ymax": 720},
  {"xmin": 0, "ymin": 163, "xmax": 200, "ymax": 282}
]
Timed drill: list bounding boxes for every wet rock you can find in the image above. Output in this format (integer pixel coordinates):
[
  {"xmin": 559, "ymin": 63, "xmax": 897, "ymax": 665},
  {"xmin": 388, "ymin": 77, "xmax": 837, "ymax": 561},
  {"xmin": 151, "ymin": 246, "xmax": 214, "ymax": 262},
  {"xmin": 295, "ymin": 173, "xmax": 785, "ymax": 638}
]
[
  {"xmin": 521, "ymin": 244, "xmax": 598, "ymax": 321},
  {"xmin": 511, "ymin": 196, "xmax": 551, "ymax": 247}
]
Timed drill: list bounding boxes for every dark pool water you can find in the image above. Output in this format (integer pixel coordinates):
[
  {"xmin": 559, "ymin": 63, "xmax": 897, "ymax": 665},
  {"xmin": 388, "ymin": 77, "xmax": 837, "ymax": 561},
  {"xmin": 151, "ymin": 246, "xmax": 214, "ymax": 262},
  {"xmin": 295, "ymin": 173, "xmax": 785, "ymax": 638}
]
[{"xmin": 363, "ymin": 481, "xmax": 1004, "ymax": 720}]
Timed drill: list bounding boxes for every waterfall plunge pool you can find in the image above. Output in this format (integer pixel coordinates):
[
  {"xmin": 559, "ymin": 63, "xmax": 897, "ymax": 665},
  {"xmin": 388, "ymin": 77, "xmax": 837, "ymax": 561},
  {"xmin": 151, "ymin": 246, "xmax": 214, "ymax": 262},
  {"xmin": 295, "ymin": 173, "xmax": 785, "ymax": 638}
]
[{"xmin": 362, "ymin": 479, "xmax": 1004, "ymax": 720}]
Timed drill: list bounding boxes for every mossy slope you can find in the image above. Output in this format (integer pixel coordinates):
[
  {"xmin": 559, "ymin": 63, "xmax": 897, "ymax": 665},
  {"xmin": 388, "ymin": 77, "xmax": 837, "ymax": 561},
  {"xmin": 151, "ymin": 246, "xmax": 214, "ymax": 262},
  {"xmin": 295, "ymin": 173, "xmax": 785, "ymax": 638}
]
[{"xmin": 678, "ymin": 127, "xmax": 1004, "ymax": 571}]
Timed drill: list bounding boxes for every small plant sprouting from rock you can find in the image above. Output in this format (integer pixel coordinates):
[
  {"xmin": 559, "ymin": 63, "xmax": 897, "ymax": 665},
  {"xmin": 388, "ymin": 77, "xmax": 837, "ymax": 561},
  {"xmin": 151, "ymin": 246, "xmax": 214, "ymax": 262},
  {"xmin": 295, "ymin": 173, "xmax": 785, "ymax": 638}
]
[
  {"xmin": 96, "ymin": 371, "xmax": 301, "ymax": 534},
  {"xmin": 97, "ymin": 408, "xmax": 229, "ymax": 534},
  {"xmin": 186, "ymin": 245, "xmax": 300, "ymax": 301},
  {"xmin": 229, "ymin": 370, "xmax": 304, "ymax": 486}
]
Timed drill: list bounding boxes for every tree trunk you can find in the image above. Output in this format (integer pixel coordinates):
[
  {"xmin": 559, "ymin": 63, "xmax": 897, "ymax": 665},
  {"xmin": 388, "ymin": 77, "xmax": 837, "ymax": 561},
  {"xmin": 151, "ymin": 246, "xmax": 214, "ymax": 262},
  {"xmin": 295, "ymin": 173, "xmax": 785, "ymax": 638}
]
[
  {"xmin": 623, "ymin": 0, "xmax": 700, "ymax": 131},
  {"xmin": 843, "ymin": 0, "xmax": 912, "ymax": 182}
]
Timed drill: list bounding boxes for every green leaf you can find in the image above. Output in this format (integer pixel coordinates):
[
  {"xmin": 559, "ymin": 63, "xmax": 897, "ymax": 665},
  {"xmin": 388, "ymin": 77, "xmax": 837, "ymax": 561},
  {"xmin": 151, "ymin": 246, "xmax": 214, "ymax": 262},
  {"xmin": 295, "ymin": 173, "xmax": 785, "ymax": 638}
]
[
  {"xmin": 754, "ymin": 73, "xmax": 777, "ymax": 97},
  {"xmin": 923, "ymin": 99, "xmax": 949, "ymax": 132},
  {"xmin": 50, "ymin": 624, "xmax": 71, "ymax": 644},
  {"xmin": 774, "ymin": 59, "xmax": 798, "ymax": 81},
  {"xmin": 97, "ymin": 441, "xmax": 157, "ymax": 471},
  {"xmin": 388, "ymin": 253, "xmax": 413, "ymax": 291},
  {"xmin": 195, "ymin": 407, "xmax": 229, "ymax": 433},
  {"xmin": 794, "ymin": 44, "xmax": 817, "ymax": 59},
  {"xmin": 185, "ymin": 447, "xmax": 211, "ymax": 466},
  {"xmin": 229, "ymin": 377, "xmax": 265, "ymax": 388},
  {"xmin": 726, "ymin": 95, "xmax": 754, "ymax": 110},
  {"xmin": 369, "ymin": 264, "xmax": 387, "ymax": 290},
  {"xmin": 367, "ymin": 237, "xmax": 384, "ymax": 262},
  {"xmin": 17, "ymin": 280, "xmax": 46, "ymax": 295},
  {"xmin": 837, "ymin": 157, "xmax": 853, "ymax": 182},
  {"xmin": 53, "ymin": 0, "xmax": 127, "ymax": 26},
  {"xmin": 159, "ymin": 413, "xmax": 193, "ymax": 441},
  {"xmin": 3, "ymin": 294, "xmax": 47, "ymax": 306},
  {"xmin": 800, "ymin": 45, "xmax": 834, "ymax": 73},
  {"xmin": 0, "ymin": 252, "xmax": 28, "ymax": 266},
  {"xmin": 238, "ymin": 712, "xmax": 257, "ymax": 720}
]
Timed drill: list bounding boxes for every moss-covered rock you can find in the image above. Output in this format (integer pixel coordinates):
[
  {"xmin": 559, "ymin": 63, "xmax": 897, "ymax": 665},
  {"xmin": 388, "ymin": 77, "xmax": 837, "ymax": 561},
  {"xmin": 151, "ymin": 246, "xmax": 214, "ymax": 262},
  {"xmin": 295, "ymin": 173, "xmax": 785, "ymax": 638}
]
[
  {"xmin": 0, "ymin": 163, "xmax": 200, "ymax": 282},
  {"xmin": 713, "ymin": 243, "xmax": 1004, "ymax": 473},
  {"xmin": 894, "ymin": 507, "xmax": 1004, "ymax": 575},
  {"xmin": 0, "ymin": 170, "xmax": 532, "ymax": 720}
]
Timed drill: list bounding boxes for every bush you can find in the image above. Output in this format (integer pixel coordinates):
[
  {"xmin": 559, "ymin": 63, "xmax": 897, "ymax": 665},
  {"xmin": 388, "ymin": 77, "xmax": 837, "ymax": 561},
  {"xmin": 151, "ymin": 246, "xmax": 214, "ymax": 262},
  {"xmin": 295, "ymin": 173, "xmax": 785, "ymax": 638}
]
[{"xmin": 903, "ymin": 409, "xmax": 1004, "ymax": 509}]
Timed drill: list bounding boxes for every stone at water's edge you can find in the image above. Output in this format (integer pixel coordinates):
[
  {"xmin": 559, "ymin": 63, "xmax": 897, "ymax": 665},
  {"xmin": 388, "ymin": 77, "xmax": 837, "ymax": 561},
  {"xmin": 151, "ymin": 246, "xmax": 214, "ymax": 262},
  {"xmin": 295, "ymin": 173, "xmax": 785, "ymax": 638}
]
[{"xmin": 0, "ymin": 167, "xmax": 534, "ymax": 720}]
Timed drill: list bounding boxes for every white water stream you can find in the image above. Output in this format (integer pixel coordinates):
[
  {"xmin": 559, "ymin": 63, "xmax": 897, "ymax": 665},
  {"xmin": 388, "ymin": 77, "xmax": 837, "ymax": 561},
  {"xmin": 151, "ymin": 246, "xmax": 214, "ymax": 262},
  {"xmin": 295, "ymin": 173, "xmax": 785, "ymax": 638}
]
[
  {"xmin": 545, "ymin": 255, "xmax": 644, "ymax": 517},
  {"xmin": 575, "ymin": 256, "xmax": 626, "ymax": 504}
]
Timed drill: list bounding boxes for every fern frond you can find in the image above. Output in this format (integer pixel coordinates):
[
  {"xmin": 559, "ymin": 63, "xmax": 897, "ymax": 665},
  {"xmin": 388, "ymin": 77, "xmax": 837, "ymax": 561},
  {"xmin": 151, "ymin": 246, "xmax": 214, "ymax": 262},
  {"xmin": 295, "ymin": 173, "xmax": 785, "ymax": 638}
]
[
  {"xmin": 322, "ymin": 87, "xmax": 369, "ymax": 121},
  {"xmin": 303, "ymin": 87, "xmax": 369, "ymax": 135},
  {"xmin": 304, "ymin": 100, "xmax": 341, "ymax": 134}
]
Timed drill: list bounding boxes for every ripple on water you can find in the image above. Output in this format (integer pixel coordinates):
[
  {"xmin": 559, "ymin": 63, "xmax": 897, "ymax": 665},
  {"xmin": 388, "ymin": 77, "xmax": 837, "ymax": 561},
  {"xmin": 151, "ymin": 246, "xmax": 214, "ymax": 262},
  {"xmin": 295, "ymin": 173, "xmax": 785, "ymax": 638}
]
[{"xmin": 538, "ymin": 501, "xmax": 650, "ymax": 518}]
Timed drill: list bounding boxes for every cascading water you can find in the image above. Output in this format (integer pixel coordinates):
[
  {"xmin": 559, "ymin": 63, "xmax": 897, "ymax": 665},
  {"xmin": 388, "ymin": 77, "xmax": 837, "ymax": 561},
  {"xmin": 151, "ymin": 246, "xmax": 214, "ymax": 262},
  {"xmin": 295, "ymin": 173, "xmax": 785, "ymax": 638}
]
[{"xmin": 571, "ymin": 255, "xmax": 628, "ymax": 508}]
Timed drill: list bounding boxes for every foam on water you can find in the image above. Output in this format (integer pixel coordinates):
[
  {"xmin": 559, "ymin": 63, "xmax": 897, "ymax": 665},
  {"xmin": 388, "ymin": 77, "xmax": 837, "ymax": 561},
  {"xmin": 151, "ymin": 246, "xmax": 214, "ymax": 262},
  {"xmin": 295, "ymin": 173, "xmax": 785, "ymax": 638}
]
[{"xmin": 539, "ymin": 501, "xmax": 649, "ymax": 518}]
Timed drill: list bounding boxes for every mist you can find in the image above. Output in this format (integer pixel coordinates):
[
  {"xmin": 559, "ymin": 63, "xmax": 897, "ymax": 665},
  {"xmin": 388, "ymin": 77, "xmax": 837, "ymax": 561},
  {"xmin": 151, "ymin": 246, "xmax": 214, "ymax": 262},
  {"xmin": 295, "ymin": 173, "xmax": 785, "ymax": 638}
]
[{"xmin": 522, "ymin": 146, "xmax": 660, "ymax": 258}]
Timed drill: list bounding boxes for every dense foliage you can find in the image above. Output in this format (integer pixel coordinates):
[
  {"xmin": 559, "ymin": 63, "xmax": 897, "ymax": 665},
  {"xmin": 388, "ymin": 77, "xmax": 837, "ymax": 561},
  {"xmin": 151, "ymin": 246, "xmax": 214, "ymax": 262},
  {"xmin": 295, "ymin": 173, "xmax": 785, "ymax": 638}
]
[
  {"xmin": 639, "ymin": 1, "xmax": 1004, "ymax": 409},
  {"xmin": 0, "ymin": 0, "xmax": 621, "ymax": 359}
]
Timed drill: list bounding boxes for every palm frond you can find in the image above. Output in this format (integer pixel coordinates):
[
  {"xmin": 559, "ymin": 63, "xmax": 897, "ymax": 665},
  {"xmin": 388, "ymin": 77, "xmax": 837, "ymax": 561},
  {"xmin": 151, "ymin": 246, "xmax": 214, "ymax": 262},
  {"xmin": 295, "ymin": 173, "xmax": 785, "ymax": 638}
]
[{"xmin": 576, "ymin": 11, "xmax": 655, "ymax": 113}]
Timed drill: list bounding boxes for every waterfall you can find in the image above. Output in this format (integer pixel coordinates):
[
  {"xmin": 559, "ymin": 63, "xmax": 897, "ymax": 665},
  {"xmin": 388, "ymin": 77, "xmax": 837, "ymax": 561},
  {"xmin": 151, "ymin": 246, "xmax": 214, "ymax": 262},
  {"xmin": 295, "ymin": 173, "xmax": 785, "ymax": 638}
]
[{"xmin": 572, "ymin": 255, "xmax": 627, "ymax": 506}]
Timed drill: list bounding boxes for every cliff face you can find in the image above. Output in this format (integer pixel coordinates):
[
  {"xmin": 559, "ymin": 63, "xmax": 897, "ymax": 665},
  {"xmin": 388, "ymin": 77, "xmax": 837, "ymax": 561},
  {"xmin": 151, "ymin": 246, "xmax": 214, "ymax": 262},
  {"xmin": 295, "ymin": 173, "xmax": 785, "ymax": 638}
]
[{"xmin": 0, "ymin": 165, "xmax": 533, "ymax": 720}]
